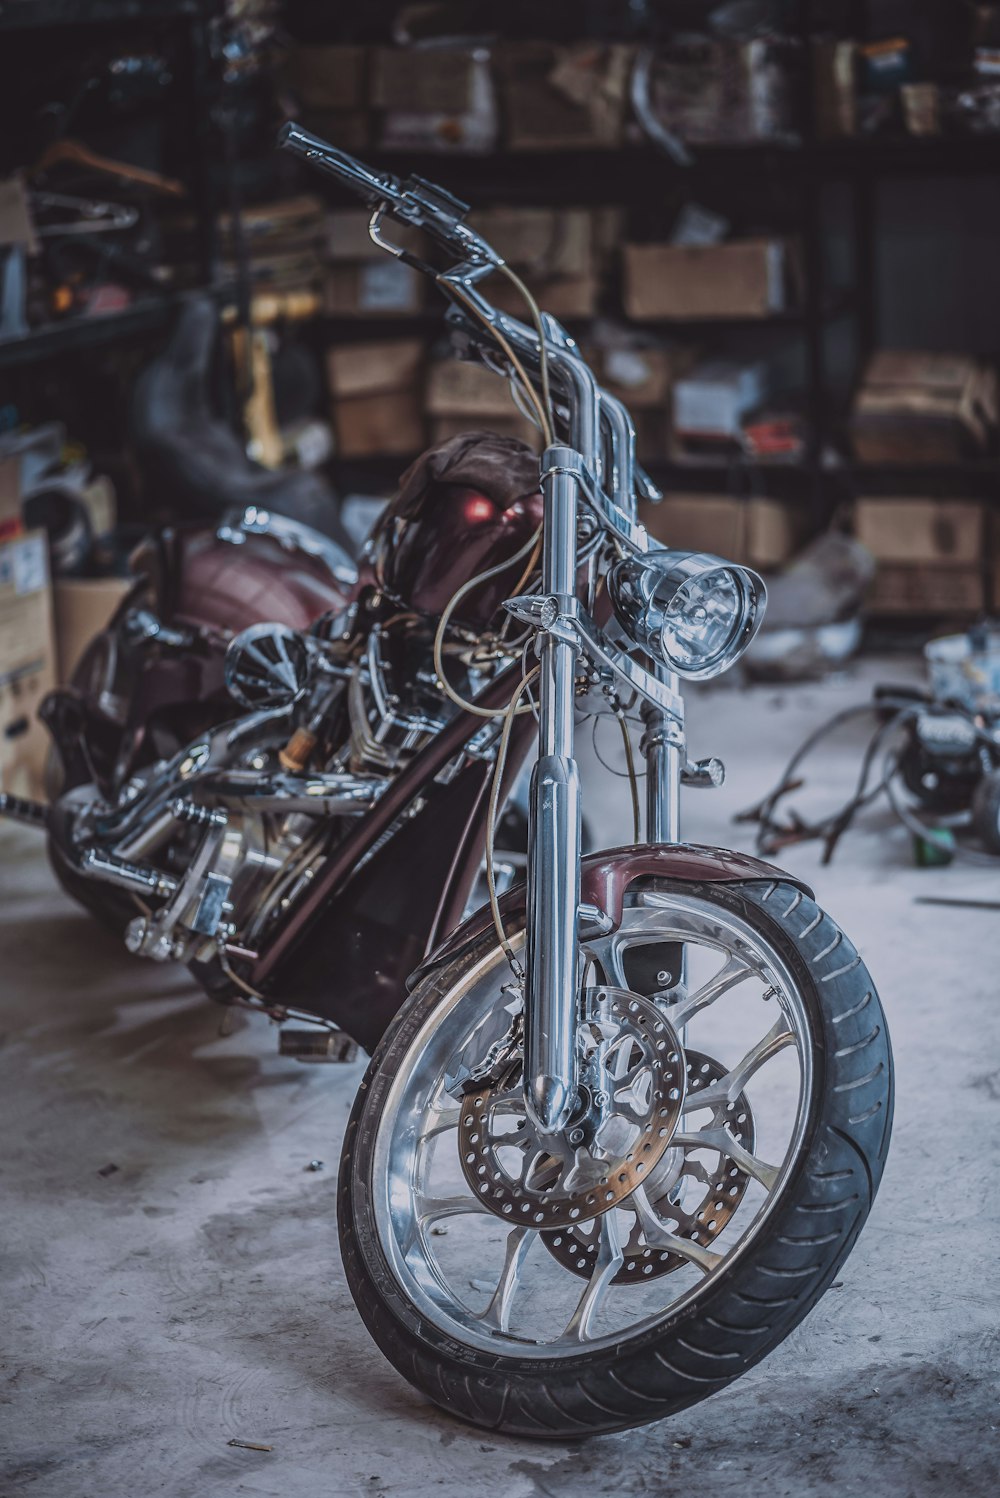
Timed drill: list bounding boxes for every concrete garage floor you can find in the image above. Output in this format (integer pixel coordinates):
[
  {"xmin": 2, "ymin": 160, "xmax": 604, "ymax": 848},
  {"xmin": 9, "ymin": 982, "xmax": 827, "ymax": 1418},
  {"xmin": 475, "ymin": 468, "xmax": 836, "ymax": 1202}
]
[{"xmin": 2, "ymin": 655, "xmax": 999, "ymax": 1497}]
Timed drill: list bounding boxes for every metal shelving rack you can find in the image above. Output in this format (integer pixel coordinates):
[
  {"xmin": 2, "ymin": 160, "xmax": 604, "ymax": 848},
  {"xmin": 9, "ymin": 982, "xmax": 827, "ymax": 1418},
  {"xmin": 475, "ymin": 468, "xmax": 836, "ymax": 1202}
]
[
  {"xmin": 299, "ymin": 8, "xmax": 1000, "ymax": 538},
  {"xmin": 0, "ymin": 0, "xmax": 224, "ymax": 371}
]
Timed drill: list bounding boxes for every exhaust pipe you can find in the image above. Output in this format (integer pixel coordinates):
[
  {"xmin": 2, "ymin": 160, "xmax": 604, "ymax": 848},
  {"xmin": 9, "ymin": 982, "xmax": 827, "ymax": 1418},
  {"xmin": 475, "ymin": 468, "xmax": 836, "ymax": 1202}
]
[{"xmin": 0, "ymin": 794, "xmax": 49, "ymax": 829}]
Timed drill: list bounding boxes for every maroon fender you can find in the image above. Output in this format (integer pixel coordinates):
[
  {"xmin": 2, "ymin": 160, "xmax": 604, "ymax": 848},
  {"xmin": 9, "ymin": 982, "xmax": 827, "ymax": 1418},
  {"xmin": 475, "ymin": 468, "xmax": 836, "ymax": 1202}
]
[
  {"xmin": 408, "ymin": 842, "xmax": 812, "ymax": 989},
  {"xmin": 166, "ymin": 528, "xmax": 355, "ymax": 636}
]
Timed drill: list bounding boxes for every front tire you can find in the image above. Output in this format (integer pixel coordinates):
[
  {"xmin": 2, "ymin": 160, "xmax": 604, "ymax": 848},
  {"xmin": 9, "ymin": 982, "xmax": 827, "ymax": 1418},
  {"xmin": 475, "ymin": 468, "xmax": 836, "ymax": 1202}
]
[{"xmin": 338, "ymin": 877, "xmax": 892, "ymax": 1438}]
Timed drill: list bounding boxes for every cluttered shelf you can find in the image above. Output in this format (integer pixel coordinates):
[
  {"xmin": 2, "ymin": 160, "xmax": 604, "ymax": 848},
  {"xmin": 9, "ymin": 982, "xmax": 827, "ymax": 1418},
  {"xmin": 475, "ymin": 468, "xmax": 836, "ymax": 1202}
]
[
  {"xmin": 346, "ymin": 137, "xmax": 1000, "ymax": 203},
  {"xmin": 0, "ymin": 285, "xmax": 234, "ymax": 370},
  {"xmin": 0, "ymin": 0, "xmax": 196, "ymax": 29}
]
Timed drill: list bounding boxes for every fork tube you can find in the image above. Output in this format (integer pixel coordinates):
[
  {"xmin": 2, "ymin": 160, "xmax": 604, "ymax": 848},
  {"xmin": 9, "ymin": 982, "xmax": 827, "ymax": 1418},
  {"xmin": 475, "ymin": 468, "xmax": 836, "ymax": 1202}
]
[
  {"xmin": 524, "ymin": 449, "xmax": 582, "ymax": 1135},
  {"xmin": 642, "ymin": 680, "xmax": 683, "ymax": 844}
]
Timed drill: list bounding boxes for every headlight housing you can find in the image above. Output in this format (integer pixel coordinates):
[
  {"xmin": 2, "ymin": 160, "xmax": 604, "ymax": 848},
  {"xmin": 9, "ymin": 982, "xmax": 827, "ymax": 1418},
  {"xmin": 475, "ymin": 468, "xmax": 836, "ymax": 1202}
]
[{"xmin": 608, "ymin": 549, "xmax": 766, "ymax": 681}]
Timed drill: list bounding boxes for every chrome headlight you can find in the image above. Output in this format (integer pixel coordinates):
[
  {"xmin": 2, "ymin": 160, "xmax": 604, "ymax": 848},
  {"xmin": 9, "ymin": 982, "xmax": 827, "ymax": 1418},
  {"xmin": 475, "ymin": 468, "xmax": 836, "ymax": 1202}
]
[{"xmin": 608, "ymin": 550, "xmax": 766, "ymax": 681}]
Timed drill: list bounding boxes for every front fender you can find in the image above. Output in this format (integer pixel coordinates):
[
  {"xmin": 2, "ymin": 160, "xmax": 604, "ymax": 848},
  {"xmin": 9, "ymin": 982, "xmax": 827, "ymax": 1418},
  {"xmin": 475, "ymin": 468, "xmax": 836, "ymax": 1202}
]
[{"xmin": 408, "ymin": 842, "xmax": 812, "ymax": 991}]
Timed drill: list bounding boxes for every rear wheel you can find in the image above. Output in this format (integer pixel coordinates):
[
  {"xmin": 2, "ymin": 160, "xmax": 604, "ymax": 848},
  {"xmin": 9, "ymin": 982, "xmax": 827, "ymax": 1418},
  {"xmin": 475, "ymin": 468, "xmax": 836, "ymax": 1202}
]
[{"xmin": 338, "ymin": 877, "xmax": 893, "ymax": 1437}]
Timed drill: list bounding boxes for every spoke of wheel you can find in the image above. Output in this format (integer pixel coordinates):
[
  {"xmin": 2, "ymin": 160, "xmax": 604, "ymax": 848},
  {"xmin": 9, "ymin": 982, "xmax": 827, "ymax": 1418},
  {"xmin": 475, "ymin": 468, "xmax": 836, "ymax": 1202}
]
[
  {"xmin": 417, "ymin": 1193, "xmax": 493, "ymax": 1230},
  {"xmin": 671, "ymin": 1128, "xmax": 781, "ymax": 1191},
  {"xmin": 476, "ymin": 1227, "xmax": 536, "ymax": 1333},
  {"xmin": 631, "ymin": 1186, "xmax": 725, "ymax": 1273},
  {"xmin": 683, "ymin": 1018, "xmax": 795, "ymax": 1113},
  {"xmin": 418, "ymin": 1110, "xmax": 463, "ymax": 1146},
  {"xmin": 665, "ymin": 954, "xmax": 755, "ymax": 1028},
  {"xmin": 562, "ymin": 1211, "xmax": 624, "ymax": 1342}
]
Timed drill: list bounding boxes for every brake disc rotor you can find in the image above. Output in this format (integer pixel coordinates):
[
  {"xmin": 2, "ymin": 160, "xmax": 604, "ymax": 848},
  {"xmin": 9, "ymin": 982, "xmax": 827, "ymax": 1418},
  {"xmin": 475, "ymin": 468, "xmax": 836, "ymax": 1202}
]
[
  {"xmin": 458, "ymin": 989, "xmax": 685, "ymax": 1230},
  {"xmin": 541, "ymin": 1048, "xmax": 755, "ymax": 1282}
]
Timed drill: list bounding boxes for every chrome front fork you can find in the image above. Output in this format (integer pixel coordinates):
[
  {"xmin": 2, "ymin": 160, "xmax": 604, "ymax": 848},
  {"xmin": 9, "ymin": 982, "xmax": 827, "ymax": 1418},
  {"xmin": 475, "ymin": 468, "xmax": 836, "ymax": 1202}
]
[
  {"xmin": 524, "ymin": 452, "xmax": 583, "ymax": 1134},
  {"xmin": 524, "ymin": 450, "xmax": 685, "ymax": 1134}
]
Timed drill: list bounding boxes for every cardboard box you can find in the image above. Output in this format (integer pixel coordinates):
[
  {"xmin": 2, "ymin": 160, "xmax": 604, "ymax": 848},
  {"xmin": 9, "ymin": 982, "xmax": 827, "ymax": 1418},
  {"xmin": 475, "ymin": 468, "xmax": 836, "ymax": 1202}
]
[
  {"xmin": 325, "ymin": 261, "xmax": 425, "ymax": 317},
  {"xmin": 468, "ymin": 207, "xmax": 594, "ymax": 278},
  {"xmin": 0, "ymin": 531, "xmax": 55, "ymax": 801},
  {"xmin": 327, "ymin": 339, "xmax": 424, "ymax": 400},
  {"xmin": 333, "ymin": 393, "xmax": 425, "ymax": 459},
  {"xmin": 624, "ymin": 239, "xmax": 791, "ymax": 321},
  {"xmin": 374, "ymin": 47, "xmax": 498, "ymax": 153},
  {"xmin": 866, "ymin": 564, "xmax": 984, "ymax": 616},
  {"xmin": 594, "ymin": 343, "xmax": 696, "ymax": 409},
  {"xmin": 429, "ymin": 414, "xmax": 539, "ymax": 449},
  {"xmin": 326, "ymin": 209, "xmax": 425, "ymax": 263},
  {"xmin": 639, "ymin": 495, "xmax": 806, "ymax": 569},
  {"xmin": 854, "ymin": 498, "xmax": 984, "ymax": 565},
  {"xmin": 498, "ymin": 43, "xmax": 632, "ymax": 150},
  {"xmin": 487, "ymin": 272, "xmax": 599, "ymax": 320},
  {"xmin": 372, "ymin": 46, "xmax": 478, "ymax": 114},
  {"xmin": 851, "ymin": 352, "xmax": 998, "ymax": 463},
  {"xmin": 327, "ymin": 339, "xmax": 426, "ymax": 459},
  {"xmin": 425, "ymin": 360, "xmax": 519, "ymax": 418},
  {"xmin": 53, "ymin": 577, "xmax": 132, "ymax": 686},
  {"xmin": 299, "ymin": 109, "xmax": 369, "ymax": 154},
  {"xmin": 286, "ymin": 46, "xmax": 367, "ymax": 110},
  {"xmin": 636, "ymin": 36, "xmax": 795, "ymax": 146}
]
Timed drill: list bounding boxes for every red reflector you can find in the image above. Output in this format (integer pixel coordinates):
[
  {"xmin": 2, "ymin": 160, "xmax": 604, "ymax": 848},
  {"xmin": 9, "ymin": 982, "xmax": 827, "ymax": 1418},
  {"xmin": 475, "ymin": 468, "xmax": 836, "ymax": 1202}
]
[{"xmin": 463, "ymin": 495, "xmax": 496, "ymax": 523}]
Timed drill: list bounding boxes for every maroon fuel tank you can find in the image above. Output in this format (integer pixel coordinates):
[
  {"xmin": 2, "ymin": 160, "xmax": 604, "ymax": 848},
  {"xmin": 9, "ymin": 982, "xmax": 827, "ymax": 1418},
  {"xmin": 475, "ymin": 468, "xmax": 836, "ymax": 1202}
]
[{"xmin": 366, "ymin": 432, "xmax": 544, "ymax": 625}]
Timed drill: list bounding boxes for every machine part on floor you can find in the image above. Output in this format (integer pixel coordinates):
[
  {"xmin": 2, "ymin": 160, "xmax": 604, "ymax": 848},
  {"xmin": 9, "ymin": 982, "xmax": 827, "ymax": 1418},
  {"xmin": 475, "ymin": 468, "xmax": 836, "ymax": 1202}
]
[
  {"xmin": 279, "ymin": 1027, "xmax": 359, "ymax": 1063},
  {"xmin": 741, "ymin": 681, "xmax": 1000, "ymax": 865},
  {"xmin": 971, "ymin": 768, "xmax": 1000, "ymax": 854},
  {"xmin": 913, "ymin": 894, "xmax": 1000, "ymax": 910}
]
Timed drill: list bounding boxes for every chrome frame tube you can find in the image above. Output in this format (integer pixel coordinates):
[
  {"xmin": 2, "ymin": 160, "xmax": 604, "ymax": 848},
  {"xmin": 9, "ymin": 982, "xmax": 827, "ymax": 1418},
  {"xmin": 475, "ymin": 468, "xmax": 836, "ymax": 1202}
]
[{"xmin": 524, "ymin": 449, "xmax": 583, "ymax": 1134}]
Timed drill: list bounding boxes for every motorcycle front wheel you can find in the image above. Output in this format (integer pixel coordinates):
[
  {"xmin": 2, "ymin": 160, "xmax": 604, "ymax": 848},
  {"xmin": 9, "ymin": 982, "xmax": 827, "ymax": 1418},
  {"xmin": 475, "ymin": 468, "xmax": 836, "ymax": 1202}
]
[{"xmin": 338, "ymin": 877, "xmax": 892, "ymax": 1438}]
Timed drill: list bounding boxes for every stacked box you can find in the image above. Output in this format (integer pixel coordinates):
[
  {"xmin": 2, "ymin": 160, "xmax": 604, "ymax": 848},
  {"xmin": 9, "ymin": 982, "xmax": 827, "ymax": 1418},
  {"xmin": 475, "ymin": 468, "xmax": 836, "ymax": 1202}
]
[
  {"xmin": 325, "ymin": 209, "xmax": 426, "ymax": 318},
  {"xmin": 496, "ymin": 43, "xmax": 633, "ymax": 150},
  {"xmin": 850, "ymin": 352, "xmax": 998, "ymax": 464},
  {"xmin": 623, "ymin": 239, "xmax": 793, "ymax": 321},
  {"xmin": 854, "ymin": 497, "xmax": 985, "ymax": 614},
  {"xmin": 327, "ymin": 340, "xmax": 426, "ymax": 459},
  {"xmin": 425, "ymin": 361, "xmax": 539, "ymax": 449},
  {"xmin": 372, "ymin": 45, "xmax": 498, "ymax": 153},
  {"xmin": 639, "ymin": 495, "xmax": 807, "ymax": 570},
  {"xmin": 0, "ymin": 531, "xmax": 55, "ymax": 801},
  {"xmin": 284, "ymin": 44, "xmax": 370, "ymax": 152}
]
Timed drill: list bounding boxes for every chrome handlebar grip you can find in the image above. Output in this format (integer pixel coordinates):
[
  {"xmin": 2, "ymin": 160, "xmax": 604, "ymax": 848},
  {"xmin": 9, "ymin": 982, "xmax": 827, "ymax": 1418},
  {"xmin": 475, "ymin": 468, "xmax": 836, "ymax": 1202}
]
[{"xmin": 278, "ymin": 122, "xmax": 405, "ymax": 207}]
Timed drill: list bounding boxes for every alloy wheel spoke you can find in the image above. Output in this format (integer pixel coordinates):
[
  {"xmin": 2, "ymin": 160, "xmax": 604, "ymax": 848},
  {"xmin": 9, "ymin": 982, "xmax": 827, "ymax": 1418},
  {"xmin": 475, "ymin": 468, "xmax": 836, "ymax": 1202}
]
[
  {"xmin": 418, "ymin": 1109, "xmax": 463, "ymax": 1146},
  {"xmin": 665, "ymin": 954, "xmax": 755, "ymax": 1028},
  {"xmin": 683, "ymin": 1019, "xmax": 795, "ymax": 1113},
  {"xmin": 476, "ymin": 1227, "xmax": 536, "ymax": 1333},
  {"xmin": 561, "ymin": 1211, "xmax": 624, "ymax": 1342},
  {"xmin": 631, "ymin": 1186, "xmax": 725, "ymax": 1274},
  {"xmin": 417, "ymin": 1193, "xmax": 493, "ymax": 1229},
  {"xmin": 672, "ymin": 1128, "xmax": 781, "ymax": 1191}
]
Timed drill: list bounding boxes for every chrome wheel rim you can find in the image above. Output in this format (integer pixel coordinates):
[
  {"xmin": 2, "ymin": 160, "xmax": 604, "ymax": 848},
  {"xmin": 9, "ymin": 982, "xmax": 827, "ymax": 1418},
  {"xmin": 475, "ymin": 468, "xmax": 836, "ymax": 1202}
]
[{"xmin": 370, "ymin": 890, "xmax": 813, "ymax": 1359}]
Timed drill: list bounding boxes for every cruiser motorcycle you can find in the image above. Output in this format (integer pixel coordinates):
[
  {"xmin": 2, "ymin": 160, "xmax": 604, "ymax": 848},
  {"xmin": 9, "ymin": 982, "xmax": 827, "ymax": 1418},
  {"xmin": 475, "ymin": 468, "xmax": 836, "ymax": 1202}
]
[{"xmin": 0, "ymin": 124, "xmax": 893, "ymax": 1438}]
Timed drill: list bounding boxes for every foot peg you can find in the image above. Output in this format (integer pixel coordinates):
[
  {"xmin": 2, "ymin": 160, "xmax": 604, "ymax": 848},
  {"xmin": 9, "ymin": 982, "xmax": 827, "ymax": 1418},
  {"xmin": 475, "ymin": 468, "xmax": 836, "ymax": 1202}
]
[
  {"xmin": 279, "ymin": 1027, "xmax": 358, "ymax": 1063},
  {"xmin": 0, "ymin": 793, "xmax": 48, "ymax": 829}
]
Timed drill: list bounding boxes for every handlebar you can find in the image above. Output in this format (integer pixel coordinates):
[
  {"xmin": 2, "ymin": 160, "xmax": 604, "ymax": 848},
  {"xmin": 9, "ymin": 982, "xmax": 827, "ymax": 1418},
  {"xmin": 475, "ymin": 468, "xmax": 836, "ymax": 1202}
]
[
  {"xmin": 279, "ymin": 121, "xmax": 660, "ymax": 529},
  {"xmin": 279, "ymin": 121, "xmax": 501, "ymax": 268}
]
